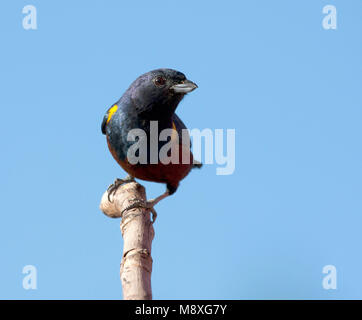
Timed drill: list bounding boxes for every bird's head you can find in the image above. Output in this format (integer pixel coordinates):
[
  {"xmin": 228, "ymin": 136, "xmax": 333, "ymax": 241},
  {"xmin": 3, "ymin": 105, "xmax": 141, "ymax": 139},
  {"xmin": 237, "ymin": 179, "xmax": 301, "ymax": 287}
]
[{"xmin": 126, "ymin": 68, "xmax": 198, "ymax": 119}]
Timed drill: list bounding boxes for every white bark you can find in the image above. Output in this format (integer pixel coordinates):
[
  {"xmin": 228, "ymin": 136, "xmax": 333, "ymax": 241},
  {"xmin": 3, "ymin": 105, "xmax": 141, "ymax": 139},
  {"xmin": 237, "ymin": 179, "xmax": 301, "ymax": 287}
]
[{"xmin": 100, "ymin": 182, "xmax": 154, "ymax": 300}]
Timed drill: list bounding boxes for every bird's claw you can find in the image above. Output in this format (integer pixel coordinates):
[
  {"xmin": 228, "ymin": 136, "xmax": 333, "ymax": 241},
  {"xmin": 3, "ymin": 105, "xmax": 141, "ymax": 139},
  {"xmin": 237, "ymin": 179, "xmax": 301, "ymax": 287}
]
[
  {"xmin": 107, "ymin": 176, "xmax": 135, "ymax": 202},
  {"xmin": 121, "ymin": 199, "xmax": 158, "ymax": 224}
]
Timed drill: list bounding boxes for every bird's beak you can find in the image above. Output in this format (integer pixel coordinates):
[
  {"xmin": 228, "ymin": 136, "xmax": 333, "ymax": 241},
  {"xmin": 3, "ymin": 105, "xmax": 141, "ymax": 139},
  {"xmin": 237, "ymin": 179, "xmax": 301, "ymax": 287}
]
[{"xmin": 170, "ymin": 80, "xmax": 198, "ymax": 93}]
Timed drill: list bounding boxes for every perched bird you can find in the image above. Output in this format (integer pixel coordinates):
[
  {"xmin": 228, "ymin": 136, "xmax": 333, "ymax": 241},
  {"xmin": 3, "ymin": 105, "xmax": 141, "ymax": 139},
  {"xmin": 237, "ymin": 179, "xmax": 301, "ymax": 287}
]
[{"xmin": 102, "ymin": 68, "xmax": 201, "ymax": 214}]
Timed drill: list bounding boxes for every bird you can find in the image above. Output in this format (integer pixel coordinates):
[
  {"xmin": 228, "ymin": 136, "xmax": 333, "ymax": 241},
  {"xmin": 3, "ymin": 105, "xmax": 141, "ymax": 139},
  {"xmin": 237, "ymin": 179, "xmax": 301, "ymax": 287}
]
[{"xmin": 101, "ymin": 68, "xmax": 201, "ymax": 218}]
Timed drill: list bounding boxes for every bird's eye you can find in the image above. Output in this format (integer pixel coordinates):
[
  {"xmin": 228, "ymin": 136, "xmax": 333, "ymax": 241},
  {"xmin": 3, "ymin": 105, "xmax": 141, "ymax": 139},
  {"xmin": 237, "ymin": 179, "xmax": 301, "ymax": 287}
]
[{"xmin": 154, "ymin": 76, "xmax": 166, "ymax": 87}]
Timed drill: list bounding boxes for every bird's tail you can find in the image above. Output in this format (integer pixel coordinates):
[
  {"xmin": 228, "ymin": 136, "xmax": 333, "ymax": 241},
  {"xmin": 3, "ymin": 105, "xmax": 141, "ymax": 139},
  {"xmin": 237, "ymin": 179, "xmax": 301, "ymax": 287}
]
[{"xmin": 192, "ymin": 160, "xmax": 203, "ymax": 169}]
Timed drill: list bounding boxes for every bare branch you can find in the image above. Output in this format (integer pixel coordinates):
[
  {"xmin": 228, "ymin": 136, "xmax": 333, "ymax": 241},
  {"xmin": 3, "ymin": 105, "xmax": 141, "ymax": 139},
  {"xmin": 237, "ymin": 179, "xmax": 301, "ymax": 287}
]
[{"xmin": 100, "ymin": 181, "xmax": 154, "ymax": 300}]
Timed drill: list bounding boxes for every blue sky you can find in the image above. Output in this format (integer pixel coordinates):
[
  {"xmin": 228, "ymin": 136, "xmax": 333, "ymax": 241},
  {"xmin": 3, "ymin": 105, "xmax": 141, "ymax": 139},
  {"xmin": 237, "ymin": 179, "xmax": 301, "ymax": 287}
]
[{"xmin": 0, "ymin": 0, "xmax": 361, "ymax": 299}]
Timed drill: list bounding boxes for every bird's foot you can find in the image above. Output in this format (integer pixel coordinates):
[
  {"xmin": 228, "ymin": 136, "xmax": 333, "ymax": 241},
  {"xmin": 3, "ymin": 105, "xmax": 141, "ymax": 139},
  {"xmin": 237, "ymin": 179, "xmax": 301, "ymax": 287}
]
[
  {"xmin": 121, "ymin": 199, "xmax": 158, "ymax": 224},
  {"xmin": 107, "ymin": 175, "xmax": 135, "ymax": 202},
  {"xmin": 120, "ymin": 192, "xmax": 170, "ymax": 224}
]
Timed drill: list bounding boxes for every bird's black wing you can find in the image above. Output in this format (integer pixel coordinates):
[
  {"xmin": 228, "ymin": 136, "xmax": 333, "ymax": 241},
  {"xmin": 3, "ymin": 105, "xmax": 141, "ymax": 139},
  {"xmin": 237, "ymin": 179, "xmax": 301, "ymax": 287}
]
[
  {"xmin": 101, "ymin": 113, "xmax": 108, "ymax": 135},
  {"xmin": 101, "ymin": 104, "xmax": 118, "ymax": 135}
]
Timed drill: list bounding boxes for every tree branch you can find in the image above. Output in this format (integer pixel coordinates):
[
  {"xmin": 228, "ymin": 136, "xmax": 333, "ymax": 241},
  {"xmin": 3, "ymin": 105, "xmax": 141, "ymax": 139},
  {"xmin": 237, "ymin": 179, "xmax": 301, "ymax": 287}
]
[{"xmin": 100, "ymin": 181, "xmax": 154, "ymax": 300}]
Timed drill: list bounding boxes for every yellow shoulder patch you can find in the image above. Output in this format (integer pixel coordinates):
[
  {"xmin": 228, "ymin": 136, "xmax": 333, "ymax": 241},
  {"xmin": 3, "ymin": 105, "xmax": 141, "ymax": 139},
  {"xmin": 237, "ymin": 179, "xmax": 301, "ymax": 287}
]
[{"xmin": 107, "ymin": 105, "xmax": 118, "ymax": 124}]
